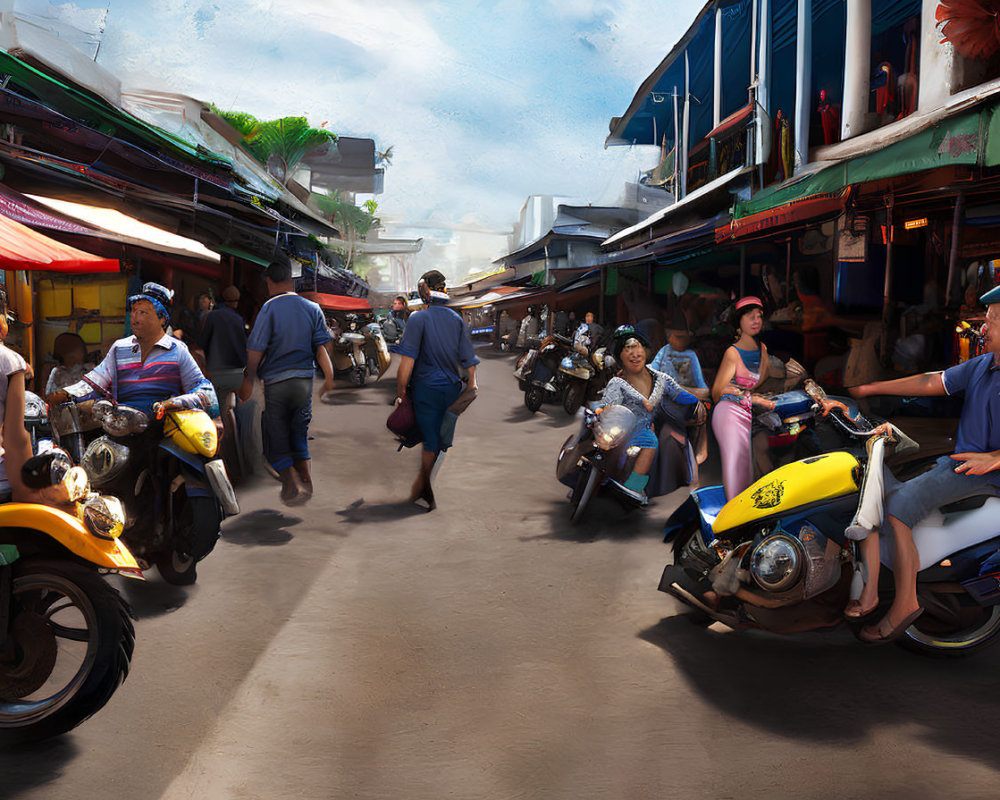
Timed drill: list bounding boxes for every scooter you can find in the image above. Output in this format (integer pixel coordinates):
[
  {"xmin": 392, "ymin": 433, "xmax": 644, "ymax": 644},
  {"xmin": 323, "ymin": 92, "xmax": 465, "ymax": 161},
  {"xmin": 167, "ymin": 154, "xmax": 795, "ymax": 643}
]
[
  {"xmin": 514, "ymin": 333, "xmax": 574, "ymax": 413},
  {"xmin": 363, "ymin": 321, "xmax": 391, "ymax": 380},
  {"xmin": 25, "ymin": 390, "xmax": 52, "ymax": 454},
  {"xmin": 659, "ymin": 381, "xmax": 1000, "ymax": 656},
  {"xmin": 329, "ymin": 314, "xmax": 369, "ymax": 386},
  {"xmin": 0, "ymin": 449, "xmax": 141, "ymax": 744},
  {"xmin": 52, "ymin": 398, "xmax": 239, "ymax": 586},
  {"xmin": 557, "ymin": 397, "xmax": 700, "ymax": 523}
]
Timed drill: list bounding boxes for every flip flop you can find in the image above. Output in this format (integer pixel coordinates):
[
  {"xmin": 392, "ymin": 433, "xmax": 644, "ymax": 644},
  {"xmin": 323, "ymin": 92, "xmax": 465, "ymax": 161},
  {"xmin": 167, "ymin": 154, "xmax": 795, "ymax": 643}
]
[
  {"xmin": 844, "ymin": 599, "xmax": 878, "ymax": 620},
  {"xmin": 859, "ymin": 608, "xmax": 924, "ymax": 644}
]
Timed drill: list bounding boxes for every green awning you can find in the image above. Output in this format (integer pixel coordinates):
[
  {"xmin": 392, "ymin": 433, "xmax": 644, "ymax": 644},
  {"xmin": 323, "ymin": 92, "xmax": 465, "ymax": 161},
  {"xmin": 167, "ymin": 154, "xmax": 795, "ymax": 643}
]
[
  {"xmin": 0, "ymin": 50, "xmax": 232, "ymax": 173},
  {"xmin": 733, "ymin": 104, "xmax": 990, "ymax": 222},
  {"xmin": 214, "ymin": 244, "xmax": 272, "ymax": 266}
]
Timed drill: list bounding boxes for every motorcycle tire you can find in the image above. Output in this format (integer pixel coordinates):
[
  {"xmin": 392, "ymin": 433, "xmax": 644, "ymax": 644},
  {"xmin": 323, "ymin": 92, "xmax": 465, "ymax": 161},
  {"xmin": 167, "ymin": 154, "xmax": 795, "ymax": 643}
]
[
  {"xmin": 155, "ymin": 551, "xmax": 197, "ymax": 586},
  {"xmin": 0, "ymin": 559, "xmax": 135, "ymax": 745},
  {"xmin": 563, "ymin": 382, "xmax": 585, "ymax": 416},
  {"xmin": 524, "ymin": 386, "xmax": 544, "ymax": 413},
  {"xmin": 897, "ymin": 598, "xmax": 1000, "ymax": 657},
  {"xmin": 569, "ymin": 464, "xmax": 599, "ymax": 524},
  {"xmin": 353, "ymin": 368, "xmax": 366, "ymax": 387}
]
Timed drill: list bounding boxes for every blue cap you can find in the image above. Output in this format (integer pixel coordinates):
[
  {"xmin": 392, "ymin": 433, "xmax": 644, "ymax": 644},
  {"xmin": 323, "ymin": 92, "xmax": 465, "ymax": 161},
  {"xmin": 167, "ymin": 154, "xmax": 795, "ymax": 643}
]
[{"xmin": 980, "ymin": 285, "xmax": 1000, "ymax": 306}]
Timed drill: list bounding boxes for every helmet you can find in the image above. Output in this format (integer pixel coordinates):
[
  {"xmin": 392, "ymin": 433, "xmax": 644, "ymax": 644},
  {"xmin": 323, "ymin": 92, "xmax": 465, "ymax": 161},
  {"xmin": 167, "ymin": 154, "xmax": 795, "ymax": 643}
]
[
  {"xmin": 612, "ymin": 325, "xmax": 650, "ymax": 361},
  {"xmin": 127, "ymin": 282, "xmax": 174, "ymax": 320}
]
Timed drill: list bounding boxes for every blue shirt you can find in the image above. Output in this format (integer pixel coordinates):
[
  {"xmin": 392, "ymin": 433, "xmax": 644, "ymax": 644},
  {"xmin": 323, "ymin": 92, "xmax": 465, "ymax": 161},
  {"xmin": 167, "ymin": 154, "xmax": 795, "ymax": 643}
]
[
  {"xmin": 943, "ymin": 353, "xmax": 1000, "ymax": 454},
  {"xmin": 69, "ymin": 334, "xmax": 218, "ymax": 417},
  {"xmin": 247, "ymin": 293, "xmax": 330, "ymax": 385},
  {"xmin": 650, "ymin": 345, "xmax": 707, "ymax": 389},
  {"xmin": 395, "ymin": 302, "xmax": 479, "ymax": 389}
]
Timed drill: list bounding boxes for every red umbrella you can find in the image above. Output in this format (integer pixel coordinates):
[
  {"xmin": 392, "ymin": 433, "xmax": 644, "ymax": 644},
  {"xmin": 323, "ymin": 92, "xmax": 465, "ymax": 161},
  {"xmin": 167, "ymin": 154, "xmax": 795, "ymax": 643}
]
[
  {"xmin": 936, "ymin": 0, "xmax": 1000, "ymax": 61},
  {"xmin": 0, "ymin": 213, "xmax": 119, "ymax": 273}
]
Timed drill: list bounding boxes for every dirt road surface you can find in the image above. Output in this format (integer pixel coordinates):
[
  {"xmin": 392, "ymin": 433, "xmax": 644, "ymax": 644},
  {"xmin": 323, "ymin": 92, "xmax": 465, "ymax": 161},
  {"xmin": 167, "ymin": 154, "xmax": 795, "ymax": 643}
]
[{"xmin": 3, "ymin": 351, "xmax": 1000, "ymax": 800}]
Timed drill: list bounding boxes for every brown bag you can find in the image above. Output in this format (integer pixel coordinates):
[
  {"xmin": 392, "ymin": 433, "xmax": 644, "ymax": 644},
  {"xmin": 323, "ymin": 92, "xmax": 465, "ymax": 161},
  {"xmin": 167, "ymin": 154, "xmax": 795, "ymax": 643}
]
[{"xmin": 447, "ymin": 385, "xmax": 478, "ymax": 415}]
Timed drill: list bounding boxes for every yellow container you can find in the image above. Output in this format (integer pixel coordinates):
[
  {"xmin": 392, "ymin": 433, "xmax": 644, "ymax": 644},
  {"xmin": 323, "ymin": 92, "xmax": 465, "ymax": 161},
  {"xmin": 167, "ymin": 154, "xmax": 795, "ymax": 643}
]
[
  {"xmin": 37, "ymin": 280, "xmax": 73, "ymax": 319},
  {"xmin": 77, "ymin": 321, "xmax": 102, "ymax": 346},
  {"xmin": 73, "ymin": 283, "xmax": 102, "ymax": 314},
  {"xmin": 100, "ymin": 278, "xmax": 127, "ymax": 316}
]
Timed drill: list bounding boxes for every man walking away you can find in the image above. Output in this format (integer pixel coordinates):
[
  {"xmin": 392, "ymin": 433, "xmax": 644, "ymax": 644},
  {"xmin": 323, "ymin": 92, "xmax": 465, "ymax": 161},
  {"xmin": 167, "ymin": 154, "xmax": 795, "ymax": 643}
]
[
  {"xmin": 395, "ymin": 269, "xmax": 479, "ymax": 511},
  {"xmin": 200, "ymin": 285, "xmax": 247, "ymax": 399},
  {"xmin": 239, "ymin": 259, "xmax": 335, "ymax": 506}
]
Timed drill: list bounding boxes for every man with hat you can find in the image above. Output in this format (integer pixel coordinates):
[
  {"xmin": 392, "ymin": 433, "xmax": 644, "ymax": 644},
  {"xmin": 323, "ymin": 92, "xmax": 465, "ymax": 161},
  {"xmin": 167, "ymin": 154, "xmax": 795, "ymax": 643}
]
[
  {"xmin": 847, "ymin": 285, "xmax": 1000, "ymax": 642},
  {"xmin": 200, "ymin": 285, "xmax": 248, "ymax": 398},
  {"xmin": 395, "ymin": 269, "xmax": 479, "ymax": 511},
  {"xmin": 48, "ymin": 282, "xmax": 218, "ymax": 419}
]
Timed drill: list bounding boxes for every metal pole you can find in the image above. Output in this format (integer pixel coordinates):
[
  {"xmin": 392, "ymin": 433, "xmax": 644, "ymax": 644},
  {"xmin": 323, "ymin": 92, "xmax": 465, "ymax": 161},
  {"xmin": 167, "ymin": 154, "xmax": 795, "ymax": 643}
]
[
  {"xmin": 881, "ymin": 198, "xmax": 894, "ymax": 362},
  {"xmin": 714, "ymin": 5, "xmax": 723, "ymax": 130},
  {"xmin": 672, "ymin": 86, "xmax": 680, "ymax": 196},
  {"xmin": 681, "ymin": 54, "xmax": 691, "ymax": 199},
  {"xmin": 794, "ymin": 0, "xmax": 812, "ymax": 173},
  {"xmin": 945, "ymin": 192, "xmax": 965, "ymax": 307}
]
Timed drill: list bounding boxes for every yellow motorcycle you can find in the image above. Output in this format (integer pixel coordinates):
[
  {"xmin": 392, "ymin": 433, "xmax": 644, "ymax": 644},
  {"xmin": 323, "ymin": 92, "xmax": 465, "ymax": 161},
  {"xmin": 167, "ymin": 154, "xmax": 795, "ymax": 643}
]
[
  {"xmin": 54, "ymin": 398, "xmax": 239, "ymax": 585},
  {"xmin": 1, "ymin": 449, "xmax": 141, "ymax": 744}
]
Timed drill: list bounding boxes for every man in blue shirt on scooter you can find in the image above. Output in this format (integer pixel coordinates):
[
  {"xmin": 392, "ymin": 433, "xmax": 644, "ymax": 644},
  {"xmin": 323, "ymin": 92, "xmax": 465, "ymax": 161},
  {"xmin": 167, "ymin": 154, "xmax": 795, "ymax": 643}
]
[{"xmin": 848, "ymin": 285, "xmax": 1000, "ymax": 643}]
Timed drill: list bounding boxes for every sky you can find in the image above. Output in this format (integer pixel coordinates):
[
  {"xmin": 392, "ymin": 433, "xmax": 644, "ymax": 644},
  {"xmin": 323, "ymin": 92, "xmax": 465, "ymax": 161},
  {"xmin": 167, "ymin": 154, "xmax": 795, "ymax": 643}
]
[{"xmin": 35, "ymin": 0, "xmax": 692, "ymax": 277}]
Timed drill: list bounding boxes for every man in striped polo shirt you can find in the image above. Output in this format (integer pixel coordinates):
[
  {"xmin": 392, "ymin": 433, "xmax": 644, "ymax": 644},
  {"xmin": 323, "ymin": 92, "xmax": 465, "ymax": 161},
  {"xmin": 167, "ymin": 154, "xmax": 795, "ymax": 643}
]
[{"xmin": 49, "ymin": 282, "xmax": 218, "ymax": 419}]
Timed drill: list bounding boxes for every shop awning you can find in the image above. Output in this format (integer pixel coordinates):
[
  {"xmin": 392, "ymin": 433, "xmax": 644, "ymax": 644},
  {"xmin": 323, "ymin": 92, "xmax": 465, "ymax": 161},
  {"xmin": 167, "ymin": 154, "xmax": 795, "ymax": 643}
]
[
  {"xmin": 299, "ymin": 291, "xmax": 371, "ymax": 312},
  {"xmin": 0, "ymin": 213, "xmax": 119, "ymax": 273}
]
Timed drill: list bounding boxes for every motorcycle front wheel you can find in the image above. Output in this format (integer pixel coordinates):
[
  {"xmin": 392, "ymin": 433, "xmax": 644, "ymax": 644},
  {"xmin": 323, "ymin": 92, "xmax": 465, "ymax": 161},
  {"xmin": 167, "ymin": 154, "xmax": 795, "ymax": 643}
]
[
  {"xmin": 898, "ymin": 597, "xmax": 1000, "ymax": 657},
  {"xmin": 524, "ymin": 385, "xmax": 544, "ymax": 413},
  {"xmin": 0, "ymin": 560, "xmax": 135, "ymax": 745},
  {"xmin": 563, "ymin": 382, "xmax": 585, "ymax": 416},
  {"xmin": 352, "ymin": 367, "xmax": 366, "ymax": 387},
  {"xmin": 569, "ymin": 464, "xmax": 599, "ymax": 524}
]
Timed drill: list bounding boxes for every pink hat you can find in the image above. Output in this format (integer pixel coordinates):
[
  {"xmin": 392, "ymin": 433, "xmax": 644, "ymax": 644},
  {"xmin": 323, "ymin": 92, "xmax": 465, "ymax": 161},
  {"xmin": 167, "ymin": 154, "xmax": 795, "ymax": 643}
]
[{"xmin": 734, "ymin": 296, "xmax": 763, "ymax": 311}]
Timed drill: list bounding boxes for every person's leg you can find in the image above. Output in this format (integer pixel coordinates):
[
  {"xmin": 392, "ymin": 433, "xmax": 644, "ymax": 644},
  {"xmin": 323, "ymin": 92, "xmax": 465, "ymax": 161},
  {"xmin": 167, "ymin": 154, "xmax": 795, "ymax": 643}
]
[
  {"xmin": 287, "ymin": 378, "xmax": 314, "ymax": 499},
  {"xmin": 408, "ymin": 383, "xmax": 457, "ymax": 510},
  {"xmin": 262, "ymin": 380, "xmax": 299, "ymax": 504},
  {"xmin": 845, "ymin": 533, "xmax": 881, "ymax": 617},
  {"xmin": 711, "ymin": 401, "xmax": 753, "ymax": 500}
]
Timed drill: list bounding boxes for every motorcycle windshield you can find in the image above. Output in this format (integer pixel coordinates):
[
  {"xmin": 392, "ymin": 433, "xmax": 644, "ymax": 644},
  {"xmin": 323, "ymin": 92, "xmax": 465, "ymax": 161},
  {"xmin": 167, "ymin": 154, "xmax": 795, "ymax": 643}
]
[{"xmin": 713, "ymin": 451, "xmax": 861, "ymax": 535}]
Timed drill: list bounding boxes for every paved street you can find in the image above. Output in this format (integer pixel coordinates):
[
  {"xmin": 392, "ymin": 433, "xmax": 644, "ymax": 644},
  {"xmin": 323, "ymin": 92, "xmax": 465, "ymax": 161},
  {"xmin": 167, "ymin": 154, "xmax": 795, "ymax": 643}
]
[{"xmin": 4, "ymin": 350, "xmax": 1000, "ymax": 799}]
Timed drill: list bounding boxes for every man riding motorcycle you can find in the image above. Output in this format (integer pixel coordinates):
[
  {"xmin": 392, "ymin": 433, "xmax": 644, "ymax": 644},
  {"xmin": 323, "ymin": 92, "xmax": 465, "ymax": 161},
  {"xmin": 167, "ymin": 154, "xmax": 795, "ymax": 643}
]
[
  {"xmin": 847, "ymin": 284, "xmax": 1000, "ymax": 643},
  {"xmin": 46, "ymin": 283, "xmax": 222, "ymax": 563}
]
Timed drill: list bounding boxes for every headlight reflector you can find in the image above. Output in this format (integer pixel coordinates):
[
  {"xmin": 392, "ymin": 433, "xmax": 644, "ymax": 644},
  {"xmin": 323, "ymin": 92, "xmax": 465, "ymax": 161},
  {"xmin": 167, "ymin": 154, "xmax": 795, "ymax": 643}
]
[
  {"xmin": 750, "ymin": 534, "xmax": 803, "ymax": 592},
  {"xmin": 82, "ymin": 494, "xmax": 125, "ymax": 540},
  {"xmin": 82, "ymin": 437, "xmax": 131, "ymax": 487}
]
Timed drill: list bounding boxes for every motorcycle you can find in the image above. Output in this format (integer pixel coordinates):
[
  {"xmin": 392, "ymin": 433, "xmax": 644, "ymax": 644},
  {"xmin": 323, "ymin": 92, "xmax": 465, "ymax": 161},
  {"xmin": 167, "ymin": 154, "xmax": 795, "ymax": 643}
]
[
  {"xmin": 379, "ymin": 314, "xmax": 404, "ymax": 347},
  {"xmin": 25, "ymin": 390, "xmax": 52, "ymax": 454},
  {"xmin": 659, "ymin": 381, "xmax": 1000, "ymax": 656},
  {"xmin": 559, "ymin": 346, "xmax": 613, "ymax": 416},
  {"xmin": 51, "ymin": 398, "xmax": 239, "ymax": 586},
  {"xmin": 514, "ymin": 333, "xmax": 574, "ymax": 413},
  {"xmin": 557, "ymin": 397, "xmax": 700, "ymax": 523},
  {"xmin": 0, "ymin": 449, "xmax": 140, "ymax": 744},
  {"xmin": 329, "ymin": 313, "xmax": 370, "ymax": 387},
  {"xmin": 362, "ymin": 320, "xmax": 391, "ymax": 381}
]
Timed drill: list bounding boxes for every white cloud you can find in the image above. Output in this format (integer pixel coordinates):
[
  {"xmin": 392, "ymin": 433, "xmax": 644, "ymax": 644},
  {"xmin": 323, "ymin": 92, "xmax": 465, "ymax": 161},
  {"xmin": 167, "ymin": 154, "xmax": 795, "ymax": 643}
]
[{"xmin": 92, "ymin": 0, "xmax": 686, "ymax": 277}]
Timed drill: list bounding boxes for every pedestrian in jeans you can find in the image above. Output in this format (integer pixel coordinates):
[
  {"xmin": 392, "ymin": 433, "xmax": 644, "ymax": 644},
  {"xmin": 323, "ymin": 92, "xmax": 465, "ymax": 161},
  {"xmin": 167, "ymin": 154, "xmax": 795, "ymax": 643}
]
[
  {"xmin": 395, "ymin": 269, "xmax": 479, "ymax": 511},
  {"xmin": 239, "ymin": 259, "xmax": 335, "ymax": 506}
]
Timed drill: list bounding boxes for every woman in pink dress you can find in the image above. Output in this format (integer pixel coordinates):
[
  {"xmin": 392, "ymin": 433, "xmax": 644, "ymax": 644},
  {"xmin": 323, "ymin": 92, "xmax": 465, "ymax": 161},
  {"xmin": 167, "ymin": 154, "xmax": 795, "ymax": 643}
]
[{"xmin": 710, "ymin": 297, "xmax": 776, "ymax": 499}]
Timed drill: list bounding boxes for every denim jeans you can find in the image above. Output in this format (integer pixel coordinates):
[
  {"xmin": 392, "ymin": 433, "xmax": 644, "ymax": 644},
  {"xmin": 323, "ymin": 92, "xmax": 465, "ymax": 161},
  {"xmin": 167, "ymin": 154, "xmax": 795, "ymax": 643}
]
[{"xmin": 262, "ymin": 377, "xmax": 313, "ymax": 471}]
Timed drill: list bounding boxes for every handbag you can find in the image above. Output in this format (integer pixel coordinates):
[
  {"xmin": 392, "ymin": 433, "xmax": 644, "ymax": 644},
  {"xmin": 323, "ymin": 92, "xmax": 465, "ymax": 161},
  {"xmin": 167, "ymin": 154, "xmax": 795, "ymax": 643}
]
[{"xmin": 387, "ymin": 392, "xmax": 423, "ymax": 448}]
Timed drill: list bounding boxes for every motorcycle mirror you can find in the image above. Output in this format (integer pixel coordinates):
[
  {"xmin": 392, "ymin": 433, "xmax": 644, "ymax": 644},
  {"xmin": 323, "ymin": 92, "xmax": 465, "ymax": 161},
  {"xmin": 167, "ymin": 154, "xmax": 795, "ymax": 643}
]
[
  {"xmin": 21, "ymin": 451, "xmax": 66, "ymax": 489},
  {"xmin": 803, "ymin": 379, "xmax": 828, "ymax": 404}
]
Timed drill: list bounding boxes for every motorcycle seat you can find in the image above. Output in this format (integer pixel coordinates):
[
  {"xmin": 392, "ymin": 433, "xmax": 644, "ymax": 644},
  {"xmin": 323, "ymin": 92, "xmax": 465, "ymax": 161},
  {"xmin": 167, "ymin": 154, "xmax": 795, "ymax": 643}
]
[{"xmin": 939, "ymin": 495, "xmax": 991, "ymax": 515}]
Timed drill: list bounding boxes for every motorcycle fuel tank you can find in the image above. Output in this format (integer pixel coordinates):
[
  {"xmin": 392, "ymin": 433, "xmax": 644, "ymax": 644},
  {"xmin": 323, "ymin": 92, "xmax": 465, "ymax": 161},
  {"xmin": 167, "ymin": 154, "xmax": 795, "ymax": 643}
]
[{"xmin": 713, "ymin": 451, "xmax": 861, "ymax": 535}]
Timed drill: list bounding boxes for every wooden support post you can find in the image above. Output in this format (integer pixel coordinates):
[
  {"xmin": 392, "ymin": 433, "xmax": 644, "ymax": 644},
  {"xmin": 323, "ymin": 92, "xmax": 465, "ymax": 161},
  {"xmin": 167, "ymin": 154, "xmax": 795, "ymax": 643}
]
[{"xmin": 881, "ymin": 198, "xmax": 894, "ymax": 362}]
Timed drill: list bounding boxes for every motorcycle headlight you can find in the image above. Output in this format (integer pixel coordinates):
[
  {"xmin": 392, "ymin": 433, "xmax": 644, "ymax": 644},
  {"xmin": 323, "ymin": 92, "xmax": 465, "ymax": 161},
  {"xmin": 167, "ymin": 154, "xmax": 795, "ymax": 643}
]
[
  {"xmin": 24, "ymin": 392, "xmax": 47, "ymax": 421},
  {"xmin": 750, "ymin": 534, "xmax": 803, "ymax": 592},
  {"xmin": 560, "ymin": 356, "xmax": 575, "ymax": 369},
  {"xmin": 81, "ymin": 494, "xmax": 125, "ymax": 540},
  {"xmin": 63, "ymin": 466, "xmax": 90, "ymax": 503},
  {"xmin": 102, "ymin": 406, "xmax": 149, "ymax": 437},
  {"xmin": 592, "ymin": 405, "xmax": 636, "ymax": 451},
  {"xmin": 82, "ymin": 437, "xmax": 131, "ymax": 487}
]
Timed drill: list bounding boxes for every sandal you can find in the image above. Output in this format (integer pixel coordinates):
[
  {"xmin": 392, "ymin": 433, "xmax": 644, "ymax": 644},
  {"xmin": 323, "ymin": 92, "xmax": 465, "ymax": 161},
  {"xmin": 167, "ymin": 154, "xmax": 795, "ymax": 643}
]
[
  {"xmin": 844, "ymin": 598, "xmax": 878, "ymax": 620},
  {"xmin": 859, "ymin": 608, "xmax": 924, "ymax": 644}
]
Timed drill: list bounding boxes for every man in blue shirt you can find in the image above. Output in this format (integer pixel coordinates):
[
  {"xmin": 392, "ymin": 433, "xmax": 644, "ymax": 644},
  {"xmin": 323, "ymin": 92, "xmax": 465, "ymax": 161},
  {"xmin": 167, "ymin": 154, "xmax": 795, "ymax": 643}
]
[
  {"xmin": 649, "ymin": 319, "xmax": 709, "ymax": 400},
  {"xmin": 847, "ymin": 286, "xmax": 1000, "ymax": 642},
  {"xmin": 395, "ymin": 269, "xmax": 479, "ymax": 511},
  {"xmin": 239, "ymin": 259, "xmax": 334, "ymax": 505}
]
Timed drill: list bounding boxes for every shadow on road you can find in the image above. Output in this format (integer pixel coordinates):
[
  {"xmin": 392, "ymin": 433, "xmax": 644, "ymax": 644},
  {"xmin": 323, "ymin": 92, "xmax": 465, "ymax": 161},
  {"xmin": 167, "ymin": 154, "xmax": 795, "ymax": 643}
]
[
  {"xmin": 222, "ymin": 508, "xmax": 301, "ymax": 546},
  {"xmin": 504, "ymin": 404, "xmax": 578, "ymax": 428},
  {"xmin": 0, "ymin": 736, "xmax": 78, "ymax": 797},
  {"xmin": 639, "ymin": 613, "xmax": 1000, "ymax": 769},
  {"xmin": 116, "ymin": 576, "xmax": 192, "ymax": 619},
  {"xmin": 335, "ymin": 497, "xmax": 427, "ymax": 523},
  {"xmin": 519, "ymin": 498, "xmax": 663, "ymax": 544}
]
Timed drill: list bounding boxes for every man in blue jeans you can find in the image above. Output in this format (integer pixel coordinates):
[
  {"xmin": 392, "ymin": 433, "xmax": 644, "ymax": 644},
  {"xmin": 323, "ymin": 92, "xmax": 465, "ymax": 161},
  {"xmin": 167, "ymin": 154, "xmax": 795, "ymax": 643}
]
[
  {"xmin": 395, "ymin": 269, "xmax": 479, "ymax": 511},
  {"xmin": 849, "ymin": 285, "xmax": 1000, "ymax": 642},
  {"xmin": 239, "ymin": 259, "xmax": 335, "ymax": 505}
]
